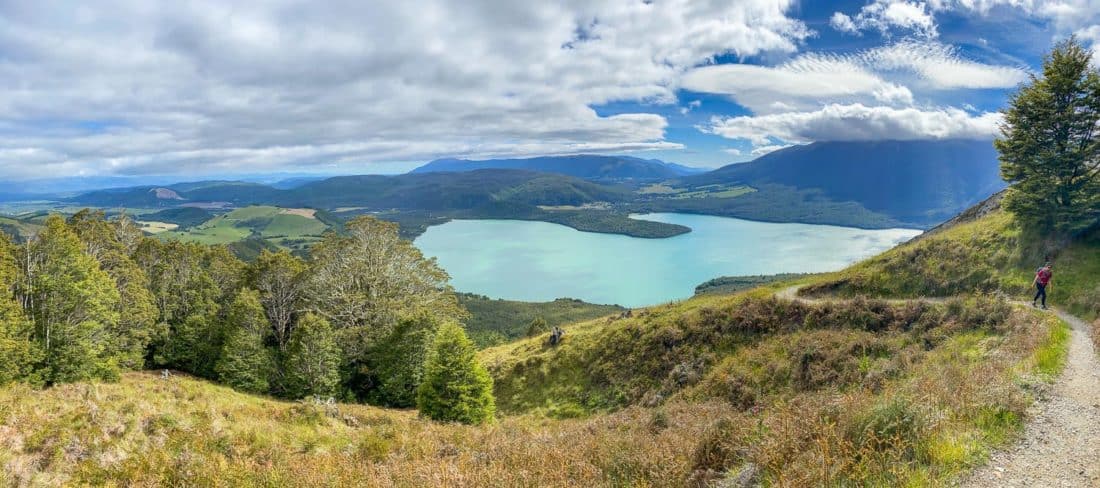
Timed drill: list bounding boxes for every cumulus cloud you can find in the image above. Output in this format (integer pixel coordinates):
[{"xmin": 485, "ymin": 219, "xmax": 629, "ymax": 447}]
[
  {"xmin": 831, "ymin": 0, "xmax": 939, "ymax": 37},
  {"xmin": 0, "ymin": 1, "xmax": 811, "ymax": 179},
  {"xmin": 831, "ymin": 12, "xmax": 860, "ymax": 34},
  {"xmin": 842, "ymin": 0, "xmax": 1100, "ymax": 38},
  {"xmin": 928, "ymin": 0, "xmax": 1098, "ymax": 29},
  {"xmin": 702, "ymin": 103, "xmax": 1003, "ymax": 144}
]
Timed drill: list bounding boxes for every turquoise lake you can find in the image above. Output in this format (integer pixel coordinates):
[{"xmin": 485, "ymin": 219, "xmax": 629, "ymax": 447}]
[{"xmin": 414, "ymin": 213, "xmax": 922, "ymax": 308}]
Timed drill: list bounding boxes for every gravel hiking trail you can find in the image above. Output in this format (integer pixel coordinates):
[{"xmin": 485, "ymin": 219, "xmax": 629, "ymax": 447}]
[
  {"xmin": 962, "ymin": 308, "xmax": 1100, "ymax": 487},
  {"xmin": 776, "ymin": 286, "xmax": 1100, "ymax": 487}
]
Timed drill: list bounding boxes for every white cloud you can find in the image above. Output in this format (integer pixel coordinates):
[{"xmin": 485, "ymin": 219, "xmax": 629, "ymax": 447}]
[
  {"xmin": 0, "ymin": 1, "xmax": 812, "ymax": 179},
  {"xmin": 751, "ymin": 144, "xmax": 795, "ymax": 156},
  {"xmin": 906, "ymin": 0, "xmax": 1100, "ymax": 34},
  {"xmin": 831, "ymin": 12, "xmax": 860, "ymax": 33},
  {"xmin": 831, "ymin": 1, "xmax": 939, "ymax": 37},
  {"xmin": 680, "ymin": 40, "xmax": 1024, "ymax": 113},
  {"xmin": 859, "ymin": 41, "xmax": 1030, "ymax": 88},
  {"xmin": 680, "ymin": 100, "xmax": 702, "ymax": 115},
  {"xmin": 722, "ymin": 148, "xmax": 743, "ymax": 156},
  {"xmin": 702, "ymin": 103, "xmax": 1003, "ymax": 144},
  {"xmin": 681, "ymin": 55, "xmax": 914, "ymax": 113}
]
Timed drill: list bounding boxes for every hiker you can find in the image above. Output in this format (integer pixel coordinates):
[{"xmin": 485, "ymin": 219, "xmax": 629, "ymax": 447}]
[
  {"xmin": 1032, "ymin": 262, "xmax": 1053, "ymax": 309},
  {"xmin": 549, "ymin": 326, "xmax": 564, "ymax": 346}
]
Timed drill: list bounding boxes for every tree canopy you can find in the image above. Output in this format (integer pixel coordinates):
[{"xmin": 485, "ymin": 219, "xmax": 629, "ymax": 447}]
[
  {"xmin": 0, "ymin": 212, "xmax": 490, "ymax": 422},
  {"xmin": 997, "ymin": 36, "xmax": 1100, "ymax": 235}
]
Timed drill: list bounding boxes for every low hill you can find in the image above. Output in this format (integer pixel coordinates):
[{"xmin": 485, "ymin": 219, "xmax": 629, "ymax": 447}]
[
  {"xmin": 411, "ymin": 154, "xmax": 703, "ymax": 180},
  {"xmin": 65, "ymin": 142, "xmax": 1007, "ymax": 237},
  {"xmin": 161, "ymin": 206, "xmax": 332, "ymax": 256},
  {"xmin": 72, "ymin": 186, "xmax": 180, "ymax": 207},
  {"xmin": 0, "ymin": 214, "xmax": 42, "ymax": 242},
  {"xmin": 139, "ymin": 207, "xmax": 214, "ymax": 230},
  {"xmin": 681, "ymin": 140, "xmax": 1005, "ymax": 227},
  {"xmin": 458, "ymin": 293, "xmax": 625, "ymax": 348}
]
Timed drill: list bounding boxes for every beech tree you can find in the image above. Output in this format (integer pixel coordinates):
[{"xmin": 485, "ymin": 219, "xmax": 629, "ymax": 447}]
[
  {"xmin": 998, "ymin": 37, "xmax": 1100, "ymax": 235},
  {"xmin": 306, "ymin": 217, "xmax": 465, "ymax": 341},
  {"xmin": 216, "ymin": 289, "xmax": 273, "ymax": 394},
  {"xmin": 68, "ymin": 210, "xmax": 158, "ymax": 369},
  {"xmin": 362, "ymin": 315, "xmax": 441, "ymax": 407},
  {"xmin": 17, "ymin": 215, "xmax": 121, "ymax": 384},
  {"xmin": 247, "ymin": 250, "xmax": 306, "ymax": 351},
  {"xmin": 0, "ymin": 234, "xmax": 39, "ymax": 386},
  {"xmin": 305, "ymin": 216, "xmax": 467, "ymax": 399},
  {"xmin": 135, "ymin": 239, "xmax": 238, "ymax": 375},
  {"xmin": 283, "ymin": 313, "xmax": 341, "ymax": 399}
]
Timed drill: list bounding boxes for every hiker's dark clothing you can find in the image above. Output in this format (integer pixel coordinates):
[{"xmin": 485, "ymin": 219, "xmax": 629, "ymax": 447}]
[
  {"xmin": 1033, "ymin": 266, "xmax": 1052, "ymax": 308},
  {"xmin": 1034, "ymin": 283, "xmax": 1047, "ymax": 307}
]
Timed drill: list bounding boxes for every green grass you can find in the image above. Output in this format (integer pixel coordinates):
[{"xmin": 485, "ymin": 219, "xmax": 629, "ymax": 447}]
[
  {"xmin": 1031, "ymin": 314, "xmax": 1071, "ymax": 378},
  {"xmin": 262, "ymin": 213, "xmax": 328, "ymax": 238},
  {"xmin": 457, "ymin": 293, "xmax": 625, "ymax": 348},
  {"xmin": 159, "ymin": 206, "xmax": 333, "ymax": 252},
  {"xmin": 694, "ymin": 273, "xmax": 813, "ymax": 296},
  {"xmin": 803, "ymin": 208, "xmax": 1100, "ymax": 321},
  {"xmin": 668, "ymin": 185, "xmax": 755, "ymax": 199},
  {"xmin": 637, "ymin": 183, "xmax": 681, "ymax": 195}
]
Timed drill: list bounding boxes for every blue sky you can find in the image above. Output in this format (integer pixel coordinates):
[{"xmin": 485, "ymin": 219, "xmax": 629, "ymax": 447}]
[{"xmin": 0, "ymin": 1, "xmax": 1096, "ymax": 179}]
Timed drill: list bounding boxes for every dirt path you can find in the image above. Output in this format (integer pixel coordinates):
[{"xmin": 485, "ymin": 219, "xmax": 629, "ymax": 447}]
[
  {"xmin": 963, "ymin": 309, "xmax": 1100, "ymax": 487},
  {"xmin": 777, "ymin": 286, "xmax": 1100, "ymax": 487}
]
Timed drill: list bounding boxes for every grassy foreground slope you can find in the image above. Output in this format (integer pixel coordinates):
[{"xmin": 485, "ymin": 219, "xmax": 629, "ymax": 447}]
[
  {"xmin": 0, "ymin": 372, "xmax": 715, "ymax": 486},
  {"xmin": 0, "ymin": 299, "xmax": 1066, "ymax": 487}
]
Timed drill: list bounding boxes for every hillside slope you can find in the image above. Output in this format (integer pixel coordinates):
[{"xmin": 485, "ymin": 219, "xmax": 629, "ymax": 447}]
[
  {"xmin": 684, "ymin": 140, "xmax": 1004, "ymax": 227},
  {"xmin": 801, "ymin": 204, "xmax": 1100, "ymax": 322}
]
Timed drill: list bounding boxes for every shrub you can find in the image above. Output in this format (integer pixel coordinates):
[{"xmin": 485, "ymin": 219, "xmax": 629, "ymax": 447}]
[
  {"xmin": 416, "ymin": 323, "xmax": 495, "ymax": 424},
  {"xmin": 526, "ymin": 317, "xmax": 549, "ymax": 337}
]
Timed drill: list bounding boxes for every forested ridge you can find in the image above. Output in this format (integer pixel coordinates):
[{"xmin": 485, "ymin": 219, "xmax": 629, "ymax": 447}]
[{"xmin": 0, "ymin": 209, "xmax": 493, "ymax": 423}]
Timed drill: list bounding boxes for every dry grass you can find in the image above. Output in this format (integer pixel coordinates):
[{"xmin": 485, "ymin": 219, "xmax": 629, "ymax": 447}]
[
  {"xmin": 0, "ymin": 301, "xmax": 1066, "ymax": 487},
  {"xmin": 135, "ymin": 221, "xmax": 179, "ymax": 234},
  {"xmin": 279, "ymin": 208, "xmax": 318, "ymax": 219}
]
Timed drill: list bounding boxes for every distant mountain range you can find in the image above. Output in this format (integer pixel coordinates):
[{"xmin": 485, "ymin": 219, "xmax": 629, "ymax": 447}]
[
  {"xmin": 62, "ymin": 140, "xmax": 1006, "ymax": 237},
  {"xmin": 680, "ymin": 140, "xmax": 1004, "ymax": 226},
  {"xmin": 72, "ymin": 169, "xmax": 630, "ymax": 210},
  {"xmin": 0, "ymin": 174, "xmax": 335, "ymax": 201},
  {"xmin": 411, "ymin": 154, "xmax": 704, "ymax": 180}
]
